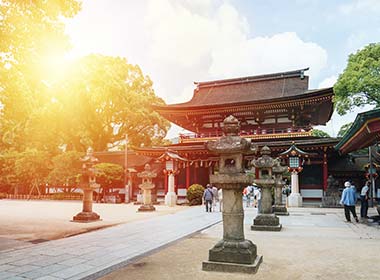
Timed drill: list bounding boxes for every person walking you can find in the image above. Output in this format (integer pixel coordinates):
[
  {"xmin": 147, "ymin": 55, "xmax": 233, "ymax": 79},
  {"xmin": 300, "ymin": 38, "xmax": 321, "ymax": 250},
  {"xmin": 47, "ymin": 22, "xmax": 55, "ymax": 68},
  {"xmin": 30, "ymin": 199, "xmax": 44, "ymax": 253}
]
[
  {"xmin": 340, "ymin": 181, "xmax": 359, "ymax": 222},
  {"xmin": 203, "ymin": 184, "xmax": 214, "ymax": 212},
  {"xmin": 218, "ymin": 188, "xmax": 223, "ymax": 212},
  {"xmin": 211, "ymin": 185, "xmax": 219, "ymax": 211},
  {"xmin": 360, "ymin": 181, "xmax": 370, "ymax": 219}
]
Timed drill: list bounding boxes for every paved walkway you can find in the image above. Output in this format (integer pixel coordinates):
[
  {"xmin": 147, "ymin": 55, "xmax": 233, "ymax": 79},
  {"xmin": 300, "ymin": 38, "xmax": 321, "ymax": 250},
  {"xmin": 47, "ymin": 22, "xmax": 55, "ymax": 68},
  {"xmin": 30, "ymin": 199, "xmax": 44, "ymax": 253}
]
[{"xmin": 0, "ymin": 206, "xmax": 222, "ymax": 280}]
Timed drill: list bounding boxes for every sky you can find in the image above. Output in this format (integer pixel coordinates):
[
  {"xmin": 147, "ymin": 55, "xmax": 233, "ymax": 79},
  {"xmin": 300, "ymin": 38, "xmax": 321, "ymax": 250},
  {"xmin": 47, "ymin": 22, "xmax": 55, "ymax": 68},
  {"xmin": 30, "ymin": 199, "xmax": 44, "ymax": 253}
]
[{"xmin": 65, "ymin": 0, "xmax": 380, "ymax": 139}]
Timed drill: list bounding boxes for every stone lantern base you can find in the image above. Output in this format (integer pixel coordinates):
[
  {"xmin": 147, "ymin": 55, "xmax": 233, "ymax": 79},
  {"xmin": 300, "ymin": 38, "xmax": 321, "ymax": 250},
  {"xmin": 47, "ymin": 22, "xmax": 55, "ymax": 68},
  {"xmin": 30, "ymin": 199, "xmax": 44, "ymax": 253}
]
[
  {"xmin": 272, "ymin": 205, "xmax": 289, "ymax": 216},
  {"xmin": 165, "ymin": 192, "xmax": 177, "ymax": 207},
  {"xmin": 202, "ymin": 239, "xmax": 263, "ymax": 274},
  {"xmin": 288, "ymin": 193, "xmax": 303, "ymax": 207},
  {"xmin": 138, "ymin": 204, "xmax": 156, "ymax": 212},
  {"xmin": 251, "ymin": 214, "xmax": 282, "ymax": 231},
  {"xmin": 72, "ymin": 211, "xmax": 101, "ymax": 223}
]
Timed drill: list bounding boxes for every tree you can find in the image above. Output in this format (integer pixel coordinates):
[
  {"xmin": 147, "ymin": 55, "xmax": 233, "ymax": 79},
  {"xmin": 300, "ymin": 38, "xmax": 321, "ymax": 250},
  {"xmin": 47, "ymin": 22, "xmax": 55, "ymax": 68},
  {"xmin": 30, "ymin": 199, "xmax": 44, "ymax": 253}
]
[
  {"xmin": 0, "ymin": 150, "xmax": 19, "ymax": 193},
  {"xmin": 14, "ymin": 149, "xmax": 51, "ymax": 197},
  {"xmin": 94, "ymin": 163, "xmax": 124, "ymax": 202},
  {"xmin": 47, "ymin": 151, "xmax": 83, "ymax": 192},
  {"xmin": 0, "ymin": 0, "xmax": 81, "ymax": 150},
  {"xmin": 338, "ymin": 122, "xmax": 353, "ymax": 138},
  {"xmin": 312, "ymin": 129, "xmax": 330, "ymax": 138},
  {"xmin": 54, "ymin": 55, "xmax": 170, "ymax": 151},
  {"xmin": 334, "ymin": 43, "xmax": 380, "ymax": 115}
]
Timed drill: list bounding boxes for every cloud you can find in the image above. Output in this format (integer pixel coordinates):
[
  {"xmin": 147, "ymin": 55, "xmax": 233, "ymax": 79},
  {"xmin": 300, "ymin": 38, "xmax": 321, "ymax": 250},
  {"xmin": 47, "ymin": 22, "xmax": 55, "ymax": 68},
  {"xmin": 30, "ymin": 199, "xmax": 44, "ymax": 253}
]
[
  {"xmin": 318, "ymin": 75, "xmax": 337, "ymax": 88},
  {"xmin": 339, "ymin": 0, "xmax": 380, "ymax": 15},
  {"xmin": 146, "ymin": 0, "xmax": 328, "ymax": 104}
]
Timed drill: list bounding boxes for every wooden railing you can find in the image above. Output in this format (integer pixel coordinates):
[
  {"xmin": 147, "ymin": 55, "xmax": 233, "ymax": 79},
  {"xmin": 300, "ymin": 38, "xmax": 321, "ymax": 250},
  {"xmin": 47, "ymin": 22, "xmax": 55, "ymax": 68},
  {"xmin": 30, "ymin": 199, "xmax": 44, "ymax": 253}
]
[{"xmin": 179, "ymin": 129, "xmax": 312, "ymax": 143}]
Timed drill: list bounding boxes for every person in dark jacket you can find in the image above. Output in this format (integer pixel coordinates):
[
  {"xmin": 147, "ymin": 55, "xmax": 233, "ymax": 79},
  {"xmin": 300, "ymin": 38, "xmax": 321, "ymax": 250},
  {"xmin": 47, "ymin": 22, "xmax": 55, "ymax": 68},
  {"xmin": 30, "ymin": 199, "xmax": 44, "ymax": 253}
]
[{"xmin": 203, "ymin": 184, "xmax": 214, "ymax": 212}]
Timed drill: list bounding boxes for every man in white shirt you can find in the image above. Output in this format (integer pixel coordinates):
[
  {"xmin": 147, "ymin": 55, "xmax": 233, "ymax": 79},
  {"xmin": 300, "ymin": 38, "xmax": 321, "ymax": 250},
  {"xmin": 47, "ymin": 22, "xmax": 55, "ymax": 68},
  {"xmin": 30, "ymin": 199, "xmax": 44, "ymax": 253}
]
[{"xmin": 360, "ymin": 181, "xmax": 370, "ymax": 219}]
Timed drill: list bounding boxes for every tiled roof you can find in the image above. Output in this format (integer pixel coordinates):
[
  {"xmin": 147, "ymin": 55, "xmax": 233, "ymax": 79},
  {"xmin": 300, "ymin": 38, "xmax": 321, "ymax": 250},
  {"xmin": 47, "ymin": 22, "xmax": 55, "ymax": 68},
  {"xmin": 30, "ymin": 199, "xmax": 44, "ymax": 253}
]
[{"xmin": 158, "ymin": 69, "xmax": 317, "ymax": 109}]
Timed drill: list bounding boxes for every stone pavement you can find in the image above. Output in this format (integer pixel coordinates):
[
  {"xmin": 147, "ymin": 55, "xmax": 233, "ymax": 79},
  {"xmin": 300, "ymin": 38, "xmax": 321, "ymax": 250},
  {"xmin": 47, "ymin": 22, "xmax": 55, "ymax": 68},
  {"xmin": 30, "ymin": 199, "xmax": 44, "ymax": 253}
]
[
  {"xmin": 101, "ymin": 206, "xmax": 380, "ymax": 280},
  {"xmin": 0, "ymin": 206, "xmax": 221, "ymax": 280}
]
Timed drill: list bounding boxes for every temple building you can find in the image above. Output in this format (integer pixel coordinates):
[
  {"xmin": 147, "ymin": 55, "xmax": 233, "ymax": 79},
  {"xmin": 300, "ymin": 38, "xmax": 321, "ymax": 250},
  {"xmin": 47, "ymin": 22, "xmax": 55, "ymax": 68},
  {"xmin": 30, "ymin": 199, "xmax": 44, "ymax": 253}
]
[{"xmin": 116, "ymin": 68, "xmax": 346, "ymax": 202}]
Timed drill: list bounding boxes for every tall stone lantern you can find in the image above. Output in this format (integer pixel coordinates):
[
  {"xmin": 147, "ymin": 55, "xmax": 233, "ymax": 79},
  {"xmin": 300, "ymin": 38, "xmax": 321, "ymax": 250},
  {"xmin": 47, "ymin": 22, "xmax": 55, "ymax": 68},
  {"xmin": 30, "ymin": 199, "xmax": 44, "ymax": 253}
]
[
  {"xmin": 251, "ymin": 146, "xmax": 282, "ymax": 231},
  {"xmin": 137, "ymin": 164, "xmax": 157, "ymax": 212},
  {"xmin": 272, "ymin": 160, "xmax": 289, "ymax": 216},
  {"xmin": 279, "ymin": 143, "xmax": 311, "ymax": 207},
  {"xmin": 157, "ymin": 150, "xmax": 187, "ymax": 207},
  {"xmin": 73, "ymin": 147, "xmax": 101, "ymax": 222},
  {"xmin": 202, "ymin": 115, "xmax": 262, "ymax": 274}
]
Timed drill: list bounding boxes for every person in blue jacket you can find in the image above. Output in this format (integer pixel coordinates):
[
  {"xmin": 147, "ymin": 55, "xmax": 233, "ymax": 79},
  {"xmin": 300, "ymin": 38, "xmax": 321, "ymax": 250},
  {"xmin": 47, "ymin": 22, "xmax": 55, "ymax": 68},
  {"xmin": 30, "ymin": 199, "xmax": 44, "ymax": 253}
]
[{"xmin": 340, "ymin": 181, "xmax": 359, "ymax": 222}]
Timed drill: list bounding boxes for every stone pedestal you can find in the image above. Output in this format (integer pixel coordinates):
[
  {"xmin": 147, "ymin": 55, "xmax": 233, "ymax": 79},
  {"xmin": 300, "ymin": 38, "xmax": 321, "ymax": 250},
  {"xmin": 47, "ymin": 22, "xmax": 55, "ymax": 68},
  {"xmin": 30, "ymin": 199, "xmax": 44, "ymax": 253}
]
[
  {"xmin": 251, "ymin": 181, "xmax": 282, "ymax": 231},
  {"xmin": 138, "ymin": 189, "xmax": 155, "ymax": 212},
  {"xmin": 273, "ymin": 162, "xmax": 289, "ymax": 216},
  {"xmin": 272, "ymin": 205, "xmax": 289, "ymax": 216},
  {"xmin": 288, "ymin": 171, "xmax": 302, "ymax": 207},
  {"xmin": 73, "ymin": 186, "xmax": 101, "ymax": 222},
  {"xmin": 203, "ymin": 178, "xmax": 263, "ymax": 273},
  {"xmin": 165, "ymin": 173, "xmax": 177, "ymax": 207}
]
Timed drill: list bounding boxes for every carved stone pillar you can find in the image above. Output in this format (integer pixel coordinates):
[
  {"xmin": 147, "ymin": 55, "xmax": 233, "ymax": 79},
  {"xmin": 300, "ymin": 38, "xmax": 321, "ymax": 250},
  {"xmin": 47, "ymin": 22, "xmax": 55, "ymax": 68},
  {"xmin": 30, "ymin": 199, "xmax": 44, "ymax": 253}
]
[
  {"xmin": 288, "ymin": 171, "xmax": 303, "ymax": 207},
  {"xmin": 165, "ymin": 172, "xmax": 177, "ymax": 207}
]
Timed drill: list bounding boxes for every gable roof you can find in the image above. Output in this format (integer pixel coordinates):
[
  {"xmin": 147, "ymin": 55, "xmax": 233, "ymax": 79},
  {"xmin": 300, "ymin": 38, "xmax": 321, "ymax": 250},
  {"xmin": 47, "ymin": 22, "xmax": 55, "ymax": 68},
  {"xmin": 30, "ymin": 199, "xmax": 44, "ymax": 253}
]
[{"xmin": 157, "ymin": 68, "xmax": 316, "ymax": 109}]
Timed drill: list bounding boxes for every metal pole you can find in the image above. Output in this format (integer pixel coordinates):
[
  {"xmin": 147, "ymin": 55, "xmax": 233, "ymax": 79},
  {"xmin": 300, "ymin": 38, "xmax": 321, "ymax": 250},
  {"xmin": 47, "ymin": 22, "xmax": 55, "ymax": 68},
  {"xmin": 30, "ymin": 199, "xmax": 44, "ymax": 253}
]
[
  {"xmin": 124, "ymin": 134, "xmax": 129, "ymax": 203},
  {"xmin": 369, "ymin": 146, "xmax": 374, "ymax": 207}
]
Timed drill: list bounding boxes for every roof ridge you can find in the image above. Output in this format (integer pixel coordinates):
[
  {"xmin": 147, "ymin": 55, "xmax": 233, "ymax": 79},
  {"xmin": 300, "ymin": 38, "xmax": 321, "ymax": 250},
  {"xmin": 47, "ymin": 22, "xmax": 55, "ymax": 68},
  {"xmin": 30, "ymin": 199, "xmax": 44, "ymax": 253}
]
[{"xmin": 194, "ymin": 68, "xmax": 309, "ymax": 88}]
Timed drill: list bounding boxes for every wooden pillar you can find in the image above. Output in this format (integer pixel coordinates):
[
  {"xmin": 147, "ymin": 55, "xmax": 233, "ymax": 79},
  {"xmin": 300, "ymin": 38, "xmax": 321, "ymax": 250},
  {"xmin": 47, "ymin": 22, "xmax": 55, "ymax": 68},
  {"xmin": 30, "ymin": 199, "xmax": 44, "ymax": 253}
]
[
  {"xmin": 186, "ymin": 163, "xmax": 190, "ymax": 188},
  {"xmin": 164, "ymin": 172, "xmax": 168, "ymax": 193},
  {"xmin": 323, "ymin": 150, "xmax": 328, "ymax": 192},
  {"xmin": 193, "ymin": 164, "xmax": 198, "ymax": 184},
  {"xmin": 174, "ymin": 174, "xmax": 178, "ymax": 193}
]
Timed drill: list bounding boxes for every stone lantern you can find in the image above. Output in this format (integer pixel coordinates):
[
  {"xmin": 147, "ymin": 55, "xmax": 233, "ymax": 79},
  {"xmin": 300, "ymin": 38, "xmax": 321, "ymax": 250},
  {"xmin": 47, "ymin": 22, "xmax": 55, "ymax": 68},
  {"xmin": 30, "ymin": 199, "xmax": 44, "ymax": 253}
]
[
  {"xmin": 202, "ymin": 115, "xmax": 262, "ymax": 274},
  {"xmin": 73, "ymin": 147, "xmax": 101, "ymax": 222},
  {"xmin": 251, "ymin": 146, "xmax": 282, "ymax": 231},
  {"xmin": 279, "ymin": 143, "xmax": 311, "ymax": 207},
  {"xmin": 137, "ymin": 164, "xmax": 157, "ymax": 212},
  {"xmin": 272, "ymin": 160, "xmax": 289, "ymax": 216},
  {"xmin": 157, "ymin": 150, "xmax": 187, "ymax": 207}
]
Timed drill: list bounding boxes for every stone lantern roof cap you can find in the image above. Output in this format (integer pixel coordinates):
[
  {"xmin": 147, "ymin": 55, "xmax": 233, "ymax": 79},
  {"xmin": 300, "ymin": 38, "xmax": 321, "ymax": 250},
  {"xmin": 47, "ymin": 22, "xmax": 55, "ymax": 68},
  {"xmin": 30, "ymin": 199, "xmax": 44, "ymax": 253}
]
[{"xmin": 279, "ymin": 142, "xmax": 311, "ymax": 157}]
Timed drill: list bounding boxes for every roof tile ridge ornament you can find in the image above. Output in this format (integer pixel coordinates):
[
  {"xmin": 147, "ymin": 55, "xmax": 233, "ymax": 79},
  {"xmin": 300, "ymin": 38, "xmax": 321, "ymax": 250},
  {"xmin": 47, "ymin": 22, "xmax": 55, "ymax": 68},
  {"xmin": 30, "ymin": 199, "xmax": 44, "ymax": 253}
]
[
  {"xmin": 194, "ymin": 68, "xmax": 310, "ymax": 88},
  {"xmin": 206, "ymin": 115, "xmax": 251, "ymax": 155}
]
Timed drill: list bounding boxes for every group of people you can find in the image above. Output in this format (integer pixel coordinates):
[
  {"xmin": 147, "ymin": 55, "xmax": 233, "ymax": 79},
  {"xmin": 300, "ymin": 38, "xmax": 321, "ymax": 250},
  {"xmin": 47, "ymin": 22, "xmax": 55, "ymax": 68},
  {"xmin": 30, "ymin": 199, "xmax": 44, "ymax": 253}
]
[
  {"xmin": 243, "ymin": 185, "xmax": 261, "ymax": 210},
  {"xmin": 202, "ymin": 184, "xmax": 222, "ymax": 212},
  {"xmin": 340, "ymin": 180, "xmax": 370, "ymax": 222}
]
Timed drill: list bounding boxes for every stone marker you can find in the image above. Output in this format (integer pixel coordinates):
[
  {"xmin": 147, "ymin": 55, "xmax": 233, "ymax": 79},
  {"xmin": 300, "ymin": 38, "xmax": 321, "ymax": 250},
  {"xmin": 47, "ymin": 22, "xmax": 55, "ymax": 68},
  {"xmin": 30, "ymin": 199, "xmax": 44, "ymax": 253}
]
[
  {"xmin": 251, "ymin": 146, "xmax": 282, "ymax": 231},
  {"xmin": 137, "ymin": 164, "xmax": 157, "ymax": 212},
  {"xmin": 272, "ymin": 160, "xmax": 289, "ymax": 216},
  {"xmin": 202, "ymin": 115, "xmax": 262, "ymax": 274},
  {"xmin": 73, "ymin": 147, "xmax": 101, "ymax": 222}
]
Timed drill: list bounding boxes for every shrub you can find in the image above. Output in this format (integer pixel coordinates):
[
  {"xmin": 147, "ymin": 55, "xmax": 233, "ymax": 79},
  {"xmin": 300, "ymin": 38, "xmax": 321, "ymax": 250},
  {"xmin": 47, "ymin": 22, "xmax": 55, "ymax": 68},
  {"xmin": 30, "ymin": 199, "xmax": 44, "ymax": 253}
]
[{"xmin": 187, "ymin": 184, "xmax": 204, "ymax": 206}]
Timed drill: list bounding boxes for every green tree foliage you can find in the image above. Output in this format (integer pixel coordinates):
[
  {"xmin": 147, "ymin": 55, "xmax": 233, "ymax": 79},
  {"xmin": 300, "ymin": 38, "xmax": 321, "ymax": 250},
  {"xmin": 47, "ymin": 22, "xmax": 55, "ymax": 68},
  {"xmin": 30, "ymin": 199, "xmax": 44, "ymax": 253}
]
[
  {"xmin": 0, "ymin": 0, "xmax": 81, "ymax": 150},
  {"xmin": 338, "ymin": 122, "xmax": 353, "ymax": 137},
  {"xmin": 334, "ymin": 43, "xmax": 380, "ymax": 115},
  {"xmin": 186, "ymin": 184, "xmax": 204, "ymax": 206},
  {"xmin": 14, "ymin": 149, "xmax": 51, "ymax": 196},
  {"xmin": 94, "ymin": 162, "xmax": 124, "ymax": 192},
  {"xmin": 311, "ymin": 129, "xmax": 330, "ymax": 138},
  {"xmin": 0, "ymin": 150, "xmax": 19, "ymax": 193},
  {"xmin": 47, "ymin": 151, "xmax": 83, "ymax": 192},
  {"xmin": 55, "ymin": 55, "xmax": 170, "ymax": 151}
]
